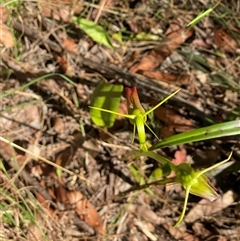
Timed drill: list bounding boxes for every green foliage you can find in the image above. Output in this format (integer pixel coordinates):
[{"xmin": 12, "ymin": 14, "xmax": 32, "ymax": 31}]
[
  {"xmin": 150, "ymin": 120, "xmax": 240, "ymax": 150},
  {"xmin": 72, "ymin": 17, "xmax": 113, "ymax": 49},
  {"xmin": 148, "ymin": 164, "xmax": 171, "ymax": 183},
  {"xmin": 3, "ymin": 0, "xmax": 23, "ymax": 8},
  {"xmin": 90, "ymin": 80, "xmax": 123, "ymax": 128},
  {"xmin": 89, "ymin": 85, "xmax": 237, "ymax": 227}
]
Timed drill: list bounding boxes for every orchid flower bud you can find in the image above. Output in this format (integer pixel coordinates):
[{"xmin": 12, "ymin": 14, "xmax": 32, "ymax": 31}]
[
  {"xmin": 124, "ymin": 87, "xmax": 180, "ymax": 151},
  {"xmin": 125, "ymin": 87, "xmax": 145, "ymax": 115},
  {"xmin": 125, "ymin": 87, "xmax": 148, "ymax": 151}
]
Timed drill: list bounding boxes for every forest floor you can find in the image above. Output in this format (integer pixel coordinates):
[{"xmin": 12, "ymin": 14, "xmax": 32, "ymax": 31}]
[{"xmin": 0, "ymin": 0, "xmax": 240, "ymax": 240}]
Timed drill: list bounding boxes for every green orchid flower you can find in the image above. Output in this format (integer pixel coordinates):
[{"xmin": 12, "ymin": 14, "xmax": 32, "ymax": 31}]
[
  {"xmin": 90, "ymin": 87, "xmax": 180, "ymax": 151},
  {"xmin": 174, "ymin": 151, "xmax": 233, "ymax": 227},
  {"xmin": 132, "ymin": 150, "xmax": 233, "ymax": 227}
]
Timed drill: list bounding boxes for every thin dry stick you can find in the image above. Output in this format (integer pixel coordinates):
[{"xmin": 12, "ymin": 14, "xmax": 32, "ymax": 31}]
[{"xmin": 0, "ymin": 136, "xmax": 88, "ymax": 183}]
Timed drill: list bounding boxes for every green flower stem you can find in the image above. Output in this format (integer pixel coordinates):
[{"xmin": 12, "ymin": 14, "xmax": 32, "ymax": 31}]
[
  {"xmin": 133, "ymin": 150, "xmax": 176, "ymax": 171},
  {"xmin": 117, "ymin": 177, "xmax": 175, "ymax": 198}
]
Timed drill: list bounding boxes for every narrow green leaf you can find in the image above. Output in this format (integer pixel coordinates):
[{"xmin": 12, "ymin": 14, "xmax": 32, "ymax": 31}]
[
  {"xmin": 72, "ymin": 17, "xmax": 113, "ymax": 49},
  {"xmin": 187, "ymin": 9, "xmax": 213, "ymax": 27},
  {"xmin": 128, "ymin": 165, "xmax": 154, "ymax": 196},
  {"xmin": 90, "ymin": 81, "xmax": 123, "ymax": 128},
  {"xmin": 150, "ymin": 120, "xmax": 240, "ymax": 150},
  {"xmin": 187, "ymin": 0, "xmax": 221, "ymax": 27}
]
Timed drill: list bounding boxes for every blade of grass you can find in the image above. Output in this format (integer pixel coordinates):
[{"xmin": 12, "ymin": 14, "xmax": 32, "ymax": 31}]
[
  {"xmin": 0, "ymin": 73, "xmax": 76, "ymax": 98},
  {"xmin": 150, "ymin": 120, "xmax": 240, "ymax": 150}
]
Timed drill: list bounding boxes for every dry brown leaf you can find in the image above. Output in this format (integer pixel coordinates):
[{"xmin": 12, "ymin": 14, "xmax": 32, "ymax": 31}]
[
  {"xmin": 130, "ymin": 49, "xmax": 164, "ymax": 73},
  {"xmin": 159, "ymin": 126, "xmax": 175, "ymax": 138},
  {"xmin": 55, "ymin": 181, "xmax": 105, "ymax": 235},
  {"xmin": 191, "ymin": 38, "xmax": 212, "ymax": 49},
  {"xmin": 52, "ymin": 117, "xmax": 65, "ymax": 133},
  {"xmin": 185, "ymin": 190, "xmax": 237, "ymax": 224},
  {"xmin": 62, "ymin": 38, "xmax": 78, "ymax": 52},
  {"xmin": 153, "ymin": 105, "xmax": 196, "ymax": 138},
  {"xmin": 165, "ymin": 28, "xmax": 194, "ymax": 53},
  {"xmin": 0, "ymin": 6, "xmax": 8, "ymax": 24},
  {"xmin": 35, "ymin": 180, "xmax": 55, "ymax": 216},
  {"xmin": 143, "ymin": 71, "xmax": 190, "ymax": 85},
  {"xmin": 57, "ymin": 54, "xmax": 75, "ymax": 76},
  {"xmin": 217, "ymin": 237, "xmax": 228, "ymax": 241},
  {"xmin": 0, "ymin": 23, "xmax": 15, "ymax": 48},
  {"xmin": 154, "ymin": 105, "xmax": 195, "ymax": 127},
  {"xmin": 67, "ymin": 190, "xmax": 105, "ymax": 235},
  {"xmin": 163, "ymin": 224, "xmax": 200, "ymax": 241},
  {"xmin": 213, "ymin": 28, "xmax": 239, "ymax": 53},
  {"xmin": 130, "ymin": 28, "xmax": 194, "ymax": 73},
  {"xmin": 0, "ymin": 140, "xmax": 26, "ymax": 166}
]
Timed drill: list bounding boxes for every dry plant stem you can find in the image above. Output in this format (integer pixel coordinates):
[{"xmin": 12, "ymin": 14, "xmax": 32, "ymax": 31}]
[
  {"xmin": 0, "ymin": 136, "xmax": 87, "ymax": 182},
  {"xmin": 10, "ymin": 133, "xmax": 42, "ymax": 184},
  {"xmin": 69, "ymin": 214, "xmax": 96, "ymax": 235},
  {"xmin": 94, "ymin": 0, "xmax": 108, "ymax": 23},
  {"xmin": 0, "ymin": 142, "xmax": 53, "ymax": 201}
]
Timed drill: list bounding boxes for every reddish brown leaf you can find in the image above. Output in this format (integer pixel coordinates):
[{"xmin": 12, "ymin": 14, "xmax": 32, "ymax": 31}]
[
  {"xmin": 0, "ymin": 6, "xmax": 7, "ymax": 24},
  {"xmin": 67, "ymin": 191, "xmax": 105, "ymax": 235},
  {"xmin": 54, "ymin": 179, "xmax": 105, "ymax": 235},
  {"xmin": 130, "ymin": 28, "xmax": 194, "ymax": 73},
  {"xmin": 130, "ymin": 49, "xmax": 164, "ymax": 73},
  {"xmin": 57, "ymin": 54, "xmax": 75, "ymax": 76},
  {"xmin": 62, "ymin": 38, "xmax": 78, "ymax": 52},
  {"xmin": 154, "ymin": 106, "xmax": 195, "ymax": 127},
  {"xmin": 0, "ymin": 23, "xmax": 14, "ymax": 48},
  {"xmin": 213, "ymin": 28, "xmax": 238, "ymax": 53},
  {"xmin": 192, "ymin": 222, "xmax": 211, "ymax": 238},
  {"xmin": 159, "ymin": 126, "xmax": 175, "ymax": 138},
  {"xmin": 153, "ymin": 106, "xmax": 196, "ymax": 138},
  {"xmin": 165, "ymin": 28, "xmax": 194, "ymax": 52},
  {"xmin": 191, "ymin": 38, "xmax": 212, "ymax": 49},
  {"xmin": 36, "ymin": 180, "xmax": 55, "ymax": 216},
  {"xmin": 143, "ymin": 71, "xmax": 190, "ymax": 85}
]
